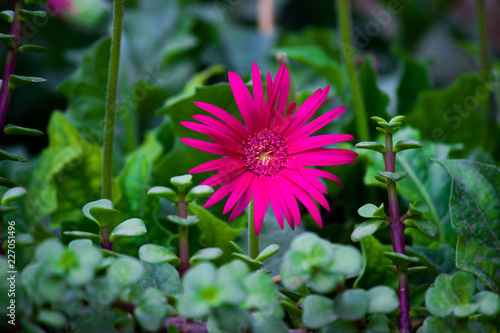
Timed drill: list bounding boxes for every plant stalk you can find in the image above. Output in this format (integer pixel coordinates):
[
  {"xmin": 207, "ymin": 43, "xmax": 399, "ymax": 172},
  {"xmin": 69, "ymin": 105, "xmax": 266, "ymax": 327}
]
[
  {"xmin": 101, "ymin": 0, "xmax": 124, "ymax": 200},
  {"xmin": 0, "ymin": 1, "xmax": 23, "ymax": 144},
  {"xmin": 338, "ymin": 0, "xmax": 369, "ymax": 142},
  {"xmin": 476, "ymin": 0, "xmax": 490, "ymax": 112},
  {"xmin": 177, "ymin": 200, "xmax": 190, "ymax": 275},
  {"xmin": 257, "ymin": 0, "xmax": 274, "ymax": 35},
  {"xmin": 384, "ymin": 133, "xmax": 411, "ymax": 333},
  {"xmin": 101, "ymin": 227, "xmax": 112, "ymax": 251},
  {"xmin": 248, "ymin": 199, "xmax": 259, "ymax": 259}
]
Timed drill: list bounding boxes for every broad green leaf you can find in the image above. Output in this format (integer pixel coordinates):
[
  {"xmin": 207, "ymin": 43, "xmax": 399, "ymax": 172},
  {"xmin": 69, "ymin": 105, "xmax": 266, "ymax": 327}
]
[
  {"xmin": 134, "ymin": 288, "xmax": 173, "ymax": 331},
  {"xmin": 334, "ymin": 289, "xmax": 369, "ymax": 321},
  {"xmin": 140, "ymin": 263, "xmax": 181, "ymax": 295},
  {"xmin": 108, "ymin": 257, "xmax": 144, "ymax": 286},
  {"xmin": 471, "ymin": 291, "xmax": 500, "ymax": 316},
  {"xmin": 437, "ymin": 159, "xmax": 500, "ymax": 292},
  {"xmin": 4, "ymin": 124, "xmax": 43, "ymax": 136},
  {"xmin": 189, "ymin": 247, "xmax": 223, "ymax": 265},
  {"xmin": 110, "ymin": 218, "xmax": 147, "ymax": 242},
  {"xmin": 403, "ymin": 217, "xmax": 439, "ymax": 239},
  {"xmin": 139, "ymin": 244, "xmax": 180, "ymax": 266},
  {"xmin": 354, "ymin": 236, "xmax": 397, "ymax": 289},
  {"xmin": 302, "ymin": 295, "xmax": 336, "ymax": 329}
]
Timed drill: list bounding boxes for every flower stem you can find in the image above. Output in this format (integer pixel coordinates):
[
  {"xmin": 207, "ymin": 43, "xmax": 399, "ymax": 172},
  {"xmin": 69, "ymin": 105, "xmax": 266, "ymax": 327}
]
[
  {"xmin": 384, "ymin": 133, "xmax": 411, "ymax": 333},
  {"xmin": 476, "ymin": 0, "xmax": 490, "ymax": 94},
  {"xmin": 0, "ymin": 1, "xmax": 23, "ymax": 144},
  {"xmin": 101, "ymin": 0, "xmax": 124, "ymax": 200},
  {"xmin": 257, "ymin": 0, "xmax": 274, "ymax": 35},
  {"xmin": 177, "ymin": 200, "xmax": 190, "ymax": 275},
  {"xmin": 338, "ymin": 0, "xmax": 370, "ymax": 142},
  {"xmin": 248, "ymin": 199, "xmax": 259, "ymax": 259}
]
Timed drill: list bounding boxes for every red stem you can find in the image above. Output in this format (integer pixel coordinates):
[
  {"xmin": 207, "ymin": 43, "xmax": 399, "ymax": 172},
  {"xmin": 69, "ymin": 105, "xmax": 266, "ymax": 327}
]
[
  {"xmin": 384, "ymin": 133, "xmax": 411, "ymax": 333},
  {"xmin": 177, "ymin": 200, "xmax": 190, "ymax": 275},
  {"xmin": 0, "ymin": 2, "xmax": 23, "ymax": 145}
]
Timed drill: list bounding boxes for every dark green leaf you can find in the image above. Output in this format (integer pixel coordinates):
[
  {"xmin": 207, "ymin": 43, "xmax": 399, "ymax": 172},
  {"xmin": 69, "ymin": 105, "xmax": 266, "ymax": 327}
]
[
  {"xmin": 63, "ymin": 231, "xmax": 103, "ymax": 243},
  {"xmin": 0, "ymin": 33, "xmax": 15, "ymax": 48},
  {"xmin": 18, "ymin": 44, "xmax": 46, "ymax": 54},
  {"xmin": 355, "ymin": 141, "xmax": 386, "ymax": 153},
  {"xmin": 437, "ymin": 159, "xmax": 500, "ymax": 292},
  {"xmin": 383, "ymin": 252, "xmax": 420, "ymax": 267},
  {"xmin": 0, "ymin": 11, "xmax": 14, "ymax": 23},
  {"xmin": 393, "ymin": 139, "xmax": 423, "ymax": 153},
  {"xmin": 351, "ymin": 219, "xmax": 389, "ymax": 242},
  {"xmin": 0, "ymin": 149, "xmax": 27, "ymax": 162},
  {"xmin": 19, "ymin": 9, "xmax": 47, "ymax": 20},
  {"xmin": 404, "ymin": 217, "xmax": 439, "ymax": 239},
  {"xmin": 190, "ymin": 247, "xmax": 223, "ymax": 265},
  {"xmin": 8, "ymin": 75, "xmax": 46, "ymax": 90},
  {"xmin": 4, "ymin": 124, "xmax": 43, "ymax": 136}
]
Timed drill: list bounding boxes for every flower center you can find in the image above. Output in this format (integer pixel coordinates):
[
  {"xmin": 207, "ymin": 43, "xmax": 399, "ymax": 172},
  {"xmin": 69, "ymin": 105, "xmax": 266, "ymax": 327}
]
[{"xmin": 243, "ymin": 129, "xmax": 287, "ymax": 176}]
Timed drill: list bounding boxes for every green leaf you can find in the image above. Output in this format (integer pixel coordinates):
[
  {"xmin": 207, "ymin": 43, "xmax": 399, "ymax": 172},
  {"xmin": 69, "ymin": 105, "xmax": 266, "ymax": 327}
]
[
  {"xmin": 189, "ymin": 247, "xmax": 223, "ymax": 265},
  {"xmin": 107, "ymin": 257, "xmax": 144, "ymax": 286},
  {"xmin": 255, "ymin": 244, "xmax": 280, "ymax": 262},
  {"xmin": 355, "ymin": 141, "xmax": 386, "ymax": 153},
  {"xmin": 404, "ymin": 217, "xmax": 439, "ymax": 239},
  {"xmin": 141, "ymin": 262, "xmax": 181, "ymax": 295},
  {"xmin": 185, "ymin": 185, "xmax": 214, "ymax": 202},
  {"xmin": 229, "ymin": 240, "xmax": 245, "ymax": 254},
  {"xmin": 367, "ymin": 286, "xmax": 399, "ymax": 314},
  {"xmin": 351, "ymin": 219, "xmax": 389, "ymax": 242},
  {"xmin": 170, "ymin": 174, "xmax": 193, "ymax": 192},
  {"xmin": 377, "ymin": 171, "xmax": 408, "ymax": 182},
  {"xmin": 354, "ymin": 237, "xmax": 397, "ymax": 289},
  {"xmin": 16, "ymin": 233, "xmax": 34, "ymax": 246},
  {"xmin": 35, "ymin": 238, "xmax": 64, "ymax": 263},
  {"xmin": 0, "ymin": 176, "xmax": 20, "ymax": 188},
  {"xmin": 19, "ymin": 9, "xmax": 47, "ymax": 20},
  {"xmin": 437, "ymin": 159, "xmax": 500, "ymax": 292},
  {"xmin": 0, "ymin": 149, "xmax": 27, "ymax": 162},
  {"xmin": 83, "ymin": 199, "xmax": 119, "ymax": 228},
  {"xmin": 147, "ymin": 186, "xmax": 179, "ymax": 203},
  {"xmin": 407, "ymin": 201, "xmax": 427, "ymax": 217},
  {"xmin": 393, "ymin": 139, "xmax": 422, "ymax": 153},
  {"xmin": 0, "ymin": 33, "xmax": 15, "ymax": 48},
  {"xmin": 167, "ymin": 214, "xmax": 199, "ymax": 226},
  {"xmin": 334, "ymin": 289, "xmax": 369, "ymax": 321},
  {"xmin": 36, "ymin": 310, "xmax": 65, "ymax": 328},
  {"xmin": 383, "ymin": 252, "xmax": 420, "ymax": 267},
  {"xmin": 231, "ymin": 253, "xmax": 264, "ymax": 269},
  {"xmin": 244, "ymin": 272, "xmax": 278, "ymax": 311},
  {"xmin": 358, "ymin": 203, "xmax": 386, "ymax": 219},
  {"xmin": 329, "ymin": 244, "xmax": 363, "ymax": 278},
  {"xmin": 63, "ymin": 231, "xmax": 103, "ymax": 243},
  {"xmin": 0, "ymin": 11, "xmax": 14, "ymax": 23},
  {"xmin": 139, "ymin": 244, "xmax": 180, "ymax": 266},
  {"xmin": 471, "ymin": 291, "xmax": 500, "ymax": 316},
  {"xmin": 110, "ymin": 218, "xmax": 147, "ymax": 242},
  {"xmin": 2, "ymin": 186, "xmax": 27, "ymax": 205},
  {"xmin": 134, "ymin": 288, "xmax": 173, "ymax": 332},
  {"xmin": 302, "ymin": 295, "xmax": 337, "ymax": 329},
  {"xmin": 4, "ymin": 124, "xmax": 43, "ymax": 136},
  {"xmin": 8, "ymin": 75, "xmax": 46, "ymax": 90},
  {"xmin": 18, "ymin": 44, "xmax": 46, "ymax": 54}
]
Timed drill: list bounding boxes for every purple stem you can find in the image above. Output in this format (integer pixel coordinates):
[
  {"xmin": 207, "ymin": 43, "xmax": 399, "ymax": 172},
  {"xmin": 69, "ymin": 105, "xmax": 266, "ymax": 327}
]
[
  {"xmin": 384, "ymin": 133, "xmax": 411, "ymax": 333},
  {"xmin": 177, "ymin": 200, "xmax": 190, "ymax": 276},
  {"xmin": 101, "ymin": 227, "xmax": 113, "ymax": 251},
  {"xmin": 0, "ymin": 2, "xmax": 23, "ymax": 145}
]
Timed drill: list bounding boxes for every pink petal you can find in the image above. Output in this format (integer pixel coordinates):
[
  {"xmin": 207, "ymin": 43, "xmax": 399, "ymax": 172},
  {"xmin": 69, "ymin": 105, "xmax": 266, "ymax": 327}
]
[
  {"xmin": 272, "ymin": 176, "xmax": 295, "ymax": 229},
  {"xmin": 192, "ymin": 114, "xmax": 245, "ymax": 142},
  {"xmin": 181, "ymin": 121, "xmax": 241, "ymax": 149},
  {"xmin": 228, "ymin": 72, "xmax": 257, "ymax": 131},
  {"xmin": 204, "ymin": 177, "xmax": 240, "ymax": 208},
  {"xmin": 275, "ymin": 65, "xmax": 290, "ymax": 119},
  {"xmin": 201, "ymin": 166, "xmax": 245, "ymax": 187},
  {"xmin": 181, "ymin": 138, "xmax": 241, "ymax": 157},
  {"xmin": 229, "ymin": 174, "xmax": 258, "ymax": 221},
  {"xmin": 223, "ymin": 172, "xmax": 253, "ymax": 214},
  {"xmin": 266, "ymin": 72, "xmax": 273, "ymax": 101},
  {"xmin": 267, "ymin": 179, "xmax": 284, "ymax": 229},
  {"xmin": 275, "ymin": 175, "xmax": 301, "ymax": 227},
  {"xmin": 289, "ymin": 148, "xmax": 358, "ymax": 166},
  {"xmin": 283, "ymin": 87, "xmax": 329, "ymax": 136},
  {"xmin": 252, "ymin": 63, "xmax": 265, "ymax": 113},
  {"xmin": 194, "ymin": 101, "xmax": 248, "ymax": 138},
  {"xmin": 281, "ymin": 177, "xmax": 323, "ymax": 228},
  {"xmin": 309, "ymin": 168, "xmax": 344, "ymax": 188},
  {"xmin": 288, "ymin": 106, "xmax": 346, "ymax": 142},
  {"xmin": 281, "ymin": 168, "xmax": 330, "ymax": 211},
  {"xmin": 189, "ymin": 157, "xmax": 234, "ymax": 173},
  {"xmin": 287, "ymin": 134, "xmax": 354, "ymax": 154},
  {"xmin": 253, "ymin": 177, "xmax": 269, "ymax": 236}
]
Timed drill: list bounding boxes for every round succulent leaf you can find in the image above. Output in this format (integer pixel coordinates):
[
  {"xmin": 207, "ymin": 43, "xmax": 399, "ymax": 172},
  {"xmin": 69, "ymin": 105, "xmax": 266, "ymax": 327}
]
[
  {"xmin": 329, "ymin": 244, "xmax": 363, "ymax": 278},
  {"xmin": 139, "ymin": 244, "xmax": 180, "ymax": 266},
  {"xmin": 280, "ymin": 250, "xmax": 311, "ymax": 290},
  {"xmin": 215, "ymin": 275, "xmax": 246, "ymax": 306},
  {"xmin": 450, "ymin": 271, "xmax": 476, "ymax": 304},
  {"xmin": 453, "ymin": 303, "xmax": 479, "ymax": 317},
  {"xmin": 218, "ymin": 259, "xmax": 250, "ymax": 282},
  {"xmin": 243, "ymin": 272, "xmax": 277, "ymax": 311},
  {"xmin": 355, "ymin": 141, "xmax": 386, "ymax": 153},
  {"xmin": 403, "ymin": 217, "xmax": 439, "ymax": 239},
  {"xmin": 231, "ymin": 253, "xmax": 264, "ymax": 269},
  {"xmin": 471, "ymin": 291, "xmax": 500, "ymax": 316},
  {"xmin": 63, "ymin": 231, "xmax": 103, "ymax": 243},
  {"xmin": 134, "ymin": 288, "xmax": 173, "ymax": 332},
  {"xmin": 83, "ymin": 199, "xmax": 116, "ymax": 227},
  {"xmin": 16, "ymin": 233, "xmax": 34, "ymax": 246},
  {"xmin": 425, "ymin": 277, "xmax": 459, "ymax": 317},
  {"xmin": 255, "ymin": 243, "xmax": 280, "ymax": 262},
  {"xmin": 183, "ymin": 262, "xmax": 217, "ymax": 291},
  {"xmin": 383, "ymin": 252, "xmax": 420, "ymax": 267},
  {"xmin": 2, "ymin": 186, "xmax": 27, "ymax": 205},
  {"xmin": 393, "ymin": 139, "xmax": 423, "ymax": 153},
  {"xmin": 367, "ymin": 286, "xmax": 399, "ymax": 314},
  {"xmin": 366, "ymin": 314, "xmax": 391, "ymax": 332},
  {"xmin": 334, "ymin": 289, "xmax": 369, "ymax": 321},
  {"xmin": 390, "ymin": 115, "xmax": 406, "ymax": 123},
  {"xmin": 170, "ymin": 174, "xmax": 193, "ymax": 192},
  {"xmin": 147, "ymin": 186, "xmax": 179, "ymax": 202},
  {"xmin": 289, "ymin": 232, "xmax": 322, "ymax": 254},
  {"xmin": 0, "ymin": 10, "xmax": 14, "ymax": 23},
  {"xmin": 189, "ymin": 247, "xmax": 223, "ymax": 265},
  {"xmin": 35, "ymin": 238, "xmax": 64, "ymax": 263},
  {"xmin": 107, "ymin": 257, "xmax": 144, "ymax": 286},
  {"xmin": 351, "ymin": 219, "xmax": 389, "ymax": 242},
  {"xmin": 309, "ymin": 268, "xmax": 341, "ymax": 294},
  {"xmin": 167, "ymin": 214, "xmax": 199, "ymax": 226},
  {"xmin": 357, "ymin": 203, "xmax": 385, "ymax": 219},
  {"xmin": 377, "ymin": 171, "xmax": 408, "ymax": 182},
  {"xmin": 302, "ymin": 295, "xmax": 337, "ymax": 329},
  {"xmin": 177, "ymin": 291, "xmax": 211, "ymax": 318},
  {"xmin": 185, "ymin": 185, "xmax": 214, "ymax": 202},
  {"xmin": 36, "ymin": 310, "xmax": 65, "ymax": 328},
  {"xmin": 417, "ymin": 317, "xmax": 453, "ymax": 333},
  {"xmin": 110, "ymin": 218, "xmax": 147, "ymax": 242}
]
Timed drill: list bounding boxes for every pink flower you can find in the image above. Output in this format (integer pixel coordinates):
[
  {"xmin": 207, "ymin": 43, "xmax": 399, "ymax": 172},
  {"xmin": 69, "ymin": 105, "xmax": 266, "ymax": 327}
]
[
  {"xmin": 181, "ymin": 64, "xmax": 357, "ymax": 235},
  {"xmin": 47, "ymin": 0, "xmax": 77, "ymax": 16}
]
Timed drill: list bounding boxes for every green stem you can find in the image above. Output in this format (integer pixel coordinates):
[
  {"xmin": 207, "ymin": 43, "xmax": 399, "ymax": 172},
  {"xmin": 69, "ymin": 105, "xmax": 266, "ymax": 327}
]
[
  {"xmin": 476, "ymin": 0, "xmax": 490, "ymax": 86},
  {"xmin": 248, "ymin": 199, "xmax": 259, "ymax": 259},
  {"xmin": 338, "ymin": 0, "xmax": 369, "ymax": 142},
  {"xmin": 101, "ymin": 0, "xmax": 124, "ymax": 200}
]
